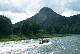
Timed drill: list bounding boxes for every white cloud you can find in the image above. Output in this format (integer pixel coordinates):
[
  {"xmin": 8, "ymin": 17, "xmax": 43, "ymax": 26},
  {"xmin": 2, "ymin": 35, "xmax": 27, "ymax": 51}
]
[
  {"xmin": 0, "ymin": 0, "xmax": 44, "ymax": 24},
  {"xmin": 62, "ymin": 10, "xmax": 80, "ymax": 17},
  {"xmin": 44, "ymin": 0, "xmax": 80, "ymax": 17},
  {"xmin": 44, "ymin": 0, "xmax": 72, "ymax": 14},
  {"xmin": 0, "ymin": 0, "xmax": 80, "ymax": 24},
  {"xmin": 0, "ymin": 11, "xmax": 37, "ymax": 24},
  {"xmin": 0, "ymin": 0, "xmax": 44, "ymax": 12}
]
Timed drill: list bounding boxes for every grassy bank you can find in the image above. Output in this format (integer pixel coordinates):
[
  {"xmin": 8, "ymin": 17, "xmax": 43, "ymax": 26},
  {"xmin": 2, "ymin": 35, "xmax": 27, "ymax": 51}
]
[{"xmin": 0, "ymin": 34, "xmax": 65, "ymax": 42}]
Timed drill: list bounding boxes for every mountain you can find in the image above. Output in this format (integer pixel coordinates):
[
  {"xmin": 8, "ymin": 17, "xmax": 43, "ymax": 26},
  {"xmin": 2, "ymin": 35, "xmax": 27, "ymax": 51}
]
[
  {"xmin": 1, "ymin": 7, "xmax": 80, "ymax": 36},
  {"xmin": 27, "ymin": 7, "xmax": 62, "ymax": 24},
  {"xmin": 15, "ymin": 7, "xmax": 64, "ymax": 24},
  {"xmin": 13, "ymin": 7, "xmax": 80, "ymax": 34},
  {"xmin": 39, "ymin": 7, "xmax": 65, "ymax": 33}
]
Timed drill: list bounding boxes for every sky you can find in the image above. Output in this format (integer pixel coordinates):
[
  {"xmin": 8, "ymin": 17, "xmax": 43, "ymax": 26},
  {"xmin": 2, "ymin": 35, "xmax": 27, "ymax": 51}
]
[{"xmin": 0, "ymin": 0, "xmax": 80, "ymax": 24}]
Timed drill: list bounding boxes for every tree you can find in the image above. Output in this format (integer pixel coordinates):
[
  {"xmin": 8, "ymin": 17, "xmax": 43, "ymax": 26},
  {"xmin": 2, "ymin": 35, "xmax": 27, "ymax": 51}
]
[
  {"xmin": 21, "ymin": 21, "xmax": 31, "ymax": 34},
  {"xmin": 31, "ymin": 22, "xmax": 40, "ymax": 35},
  {"xmin": 0, "ymin": 15, "xmax": 12, "ymax": 36}
]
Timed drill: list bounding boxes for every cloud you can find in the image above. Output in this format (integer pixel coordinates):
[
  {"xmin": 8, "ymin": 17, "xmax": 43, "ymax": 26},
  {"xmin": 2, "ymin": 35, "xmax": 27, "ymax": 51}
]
[
  {"xmin": 0, "ymin": 0, "xmax": 80, "ymax": 14},
  {"xmin": 62, "ymin": 10, "xmax": 80, "ymax": 17},
  {"xmin": 0, "ymin": 0, "xmax": 44, "ymax": 12},
  {"xmin": 0, "ymin": 11, "xmax": 37, "ymax": 24},
  {"xmin": 44, "ymin": 0, "xmax": 72, "ymax": 14},
  {"xmin": 44, "ymin": 0, "xmax": 80, "ymax": 17},
  {"xmin": 67, "ymin": 0, "xmax": 80, "ymax": 11},
  {"xmin": 0, "ymin": 0, "xmax": 24, "ymax": 12},
  {"xmin": 0, "ymin": 0, "xmax": 80, "ymax": 23},
  {"xmin": 0, "ymin": 0, "xmax": 44, "ymax": 24}
]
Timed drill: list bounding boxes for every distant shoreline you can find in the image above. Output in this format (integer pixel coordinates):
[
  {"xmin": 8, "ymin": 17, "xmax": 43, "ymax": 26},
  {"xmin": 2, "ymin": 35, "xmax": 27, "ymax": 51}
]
[{"xmin": 0, "ymin": 34, "xmax": 65, "ymax": 42}]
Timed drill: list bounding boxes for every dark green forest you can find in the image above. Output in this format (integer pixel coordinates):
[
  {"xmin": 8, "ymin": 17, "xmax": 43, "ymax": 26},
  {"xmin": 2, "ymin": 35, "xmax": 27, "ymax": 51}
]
[{"xmin": 0, "ymin": 7, "xmax": 80, "ymax": 39}]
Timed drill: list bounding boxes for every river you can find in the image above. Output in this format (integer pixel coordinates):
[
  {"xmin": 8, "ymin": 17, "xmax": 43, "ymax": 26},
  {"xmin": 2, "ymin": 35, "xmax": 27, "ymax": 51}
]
[{"xmin": 0, "ymin": 35, "xmax": 80, "ymax": 54}]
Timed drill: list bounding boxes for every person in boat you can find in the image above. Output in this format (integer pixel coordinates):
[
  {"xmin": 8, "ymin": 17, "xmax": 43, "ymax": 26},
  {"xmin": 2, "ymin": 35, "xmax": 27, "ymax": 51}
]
[{"xmin": 39, "ymin": 39, "xmax": 49, "ymax": 44}]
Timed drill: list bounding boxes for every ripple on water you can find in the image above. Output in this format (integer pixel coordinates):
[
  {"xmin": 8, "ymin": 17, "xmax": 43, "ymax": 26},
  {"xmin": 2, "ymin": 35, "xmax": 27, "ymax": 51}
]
[{"xmin": 0, "ymin": 35, "xmax": 80, "ymax": 54}]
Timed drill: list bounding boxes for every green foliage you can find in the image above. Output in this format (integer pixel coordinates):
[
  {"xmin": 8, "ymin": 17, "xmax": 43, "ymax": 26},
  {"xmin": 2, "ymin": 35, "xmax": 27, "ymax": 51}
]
[
  {"xmin": 21, "ymin": 21, "xmax": 31, "ymax": 34},
  {"xmin": 0, "ymin": 15, "xmax": 12, "ymax": 36},
  {"xmin": 0, "ymin": 35, "xmax": 28, "ymax": 42},
  {"xmin": 0, "ymin": 34, "xmax": 65, "ymax": 42},
  {"xmin": 12, "ymin": 7, "xmax": 80, "ymax": 35},
  {"xmin": 1, "ymin": 7, "xmax": 80, "ymax": 41},
  {"xmin": 34, "ymin": 34, "xmax": 65, "ymax": 38},
  {"xmin": 31, "ymin": 22, "xmax": 40, "ymax": 35}
]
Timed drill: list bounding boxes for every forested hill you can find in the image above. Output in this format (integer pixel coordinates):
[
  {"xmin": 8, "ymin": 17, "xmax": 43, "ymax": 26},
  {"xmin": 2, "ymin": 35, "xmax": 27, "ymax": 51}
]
[
  {"xmin": 13, "ymin": 7, "xmax": 65, "ymax": 34},
  {"xmin": 13, "ymin": 7, "xmax": 80, "ymax": 34},
  {"xmin": 0, "ymin": 15, "xmax": 12, "ymax": 36},
  {"xmin": 0, "ymin": 7, "xmax": 80, "ymax": 35}
]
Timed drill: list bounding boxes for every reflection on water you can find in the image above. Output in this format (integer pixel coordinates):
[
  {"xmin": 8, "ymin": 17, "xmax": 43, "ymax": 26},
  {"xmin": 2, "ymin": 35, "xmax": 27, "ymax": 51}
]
[{"xmin": 0, "ymin": 35, "xmax": 80, "ymax": 54}]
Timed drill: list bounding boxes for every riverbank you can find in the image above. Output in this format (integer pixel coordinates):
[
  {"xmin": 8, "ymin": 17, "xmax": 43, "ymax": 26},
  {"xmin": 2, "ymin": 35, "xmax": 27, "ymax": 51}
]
[{"xmin": 0, "ymin": 34, "xmax": 65, "ymax": 42}]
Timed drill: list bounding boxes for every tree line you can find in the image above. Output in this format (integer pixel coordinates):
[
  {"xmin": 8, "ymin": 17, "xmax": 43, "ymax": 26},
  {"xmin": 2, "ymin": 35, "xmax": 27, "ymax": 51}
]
[{"xmin": 0, "ymin": 7, "xmax": 80, "ymax": 38}]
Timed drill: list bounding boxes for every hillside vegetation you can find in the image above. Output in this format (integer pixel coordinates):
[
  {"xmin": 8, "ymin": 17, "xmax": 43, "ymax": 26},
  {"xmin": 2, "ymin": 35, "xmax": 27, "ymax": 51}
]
[{"xmin": 0, "ymin": 7, "xmax": 80, "ymax": 41}]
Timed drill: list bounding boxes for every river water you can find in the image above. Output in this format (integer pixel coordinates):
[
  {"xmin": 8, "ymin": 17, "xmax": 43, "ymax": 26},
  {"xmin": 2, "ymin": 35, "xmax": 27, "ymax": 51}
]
[{"xmin": 0, "ymin": 35, "xmax": 80, "ymax": 54}]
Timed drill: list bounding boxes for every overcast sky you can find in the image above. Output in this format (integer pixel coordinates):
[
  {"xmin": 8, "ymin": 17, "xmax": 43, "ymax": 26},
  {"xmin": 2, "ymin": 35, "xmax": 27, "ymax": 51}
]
[{"xmin": 0, "ymin": 0, "xmax": 80, "ymax": 24}]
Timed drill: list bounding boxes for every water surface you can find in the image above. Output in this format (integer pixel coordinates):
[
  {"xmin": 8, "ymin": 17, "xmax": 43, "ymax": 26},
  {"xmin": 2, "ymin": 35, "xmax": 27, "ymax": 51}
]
[{"xmin": 0, "ymin": 35, "xmax": 80, "ymax": 54}]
